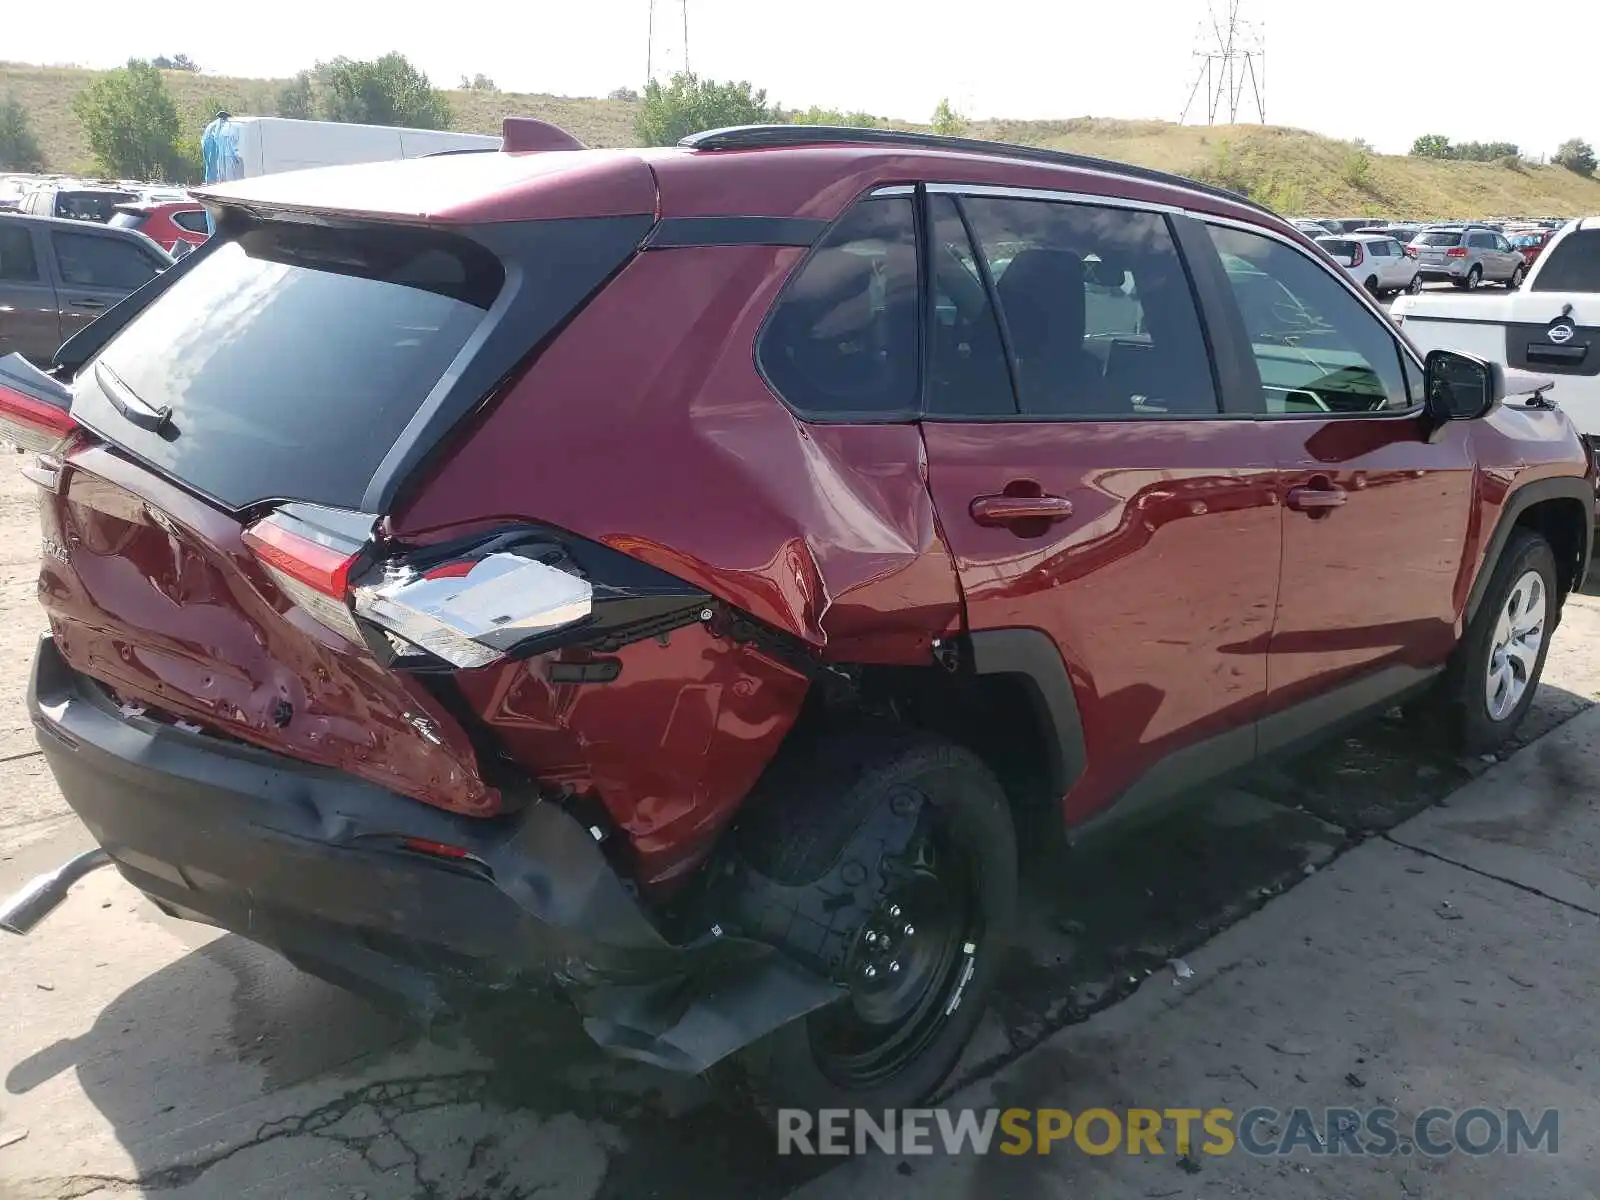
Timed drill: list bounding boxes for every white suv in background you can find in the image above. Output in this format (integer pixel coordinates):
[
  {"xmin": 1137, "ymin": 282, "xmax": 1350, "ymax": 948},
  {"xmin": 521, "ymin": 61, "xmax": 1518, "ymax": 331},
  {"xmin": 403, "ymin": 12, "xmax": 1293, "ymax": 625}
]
[{"xmin": 1314, "ymin": 233, "xmax": 1422, "ymax": 298}]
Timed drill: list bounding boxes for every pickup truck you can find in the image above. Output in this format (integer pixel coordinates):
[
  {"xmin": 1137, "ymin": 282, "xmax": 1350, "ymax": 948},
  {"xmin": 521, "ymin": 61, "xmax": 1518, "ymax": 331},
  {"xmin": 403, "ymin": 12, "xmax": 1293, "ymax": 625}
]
[
  {"xmin": 0, "ymin": 212, "xmax": 173, "ymax": 365},
  {"xmin": 1393, "ymin": 217, "xmax": 1600, "ymax": 461}
]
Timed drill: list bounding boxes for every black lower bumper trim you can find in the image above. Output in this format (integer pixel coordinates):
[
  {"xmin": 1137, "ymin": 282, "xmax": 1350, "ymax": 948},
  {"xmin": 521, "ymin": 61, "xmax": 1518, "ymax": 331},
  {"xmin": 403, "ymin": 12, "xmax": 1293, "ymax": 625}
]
[{"xmin": 28, "ymin": 635, "xmax": 840, "ymax": 1070}]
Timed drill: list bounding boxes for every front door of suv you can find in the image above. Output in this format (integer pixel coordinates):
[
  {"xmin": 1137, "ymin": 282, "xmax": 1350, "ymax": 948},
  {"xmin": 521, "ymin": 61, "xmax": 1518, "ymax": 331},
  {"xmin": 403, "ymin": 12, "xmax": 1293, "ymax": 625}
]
[
  {"xmin": 917, "ymin": 189, "xmax": 1283, "ymax": 827},
  {"xmin": 1198, "ymin": 222, "xmax": 1474, "ymax": 747}
]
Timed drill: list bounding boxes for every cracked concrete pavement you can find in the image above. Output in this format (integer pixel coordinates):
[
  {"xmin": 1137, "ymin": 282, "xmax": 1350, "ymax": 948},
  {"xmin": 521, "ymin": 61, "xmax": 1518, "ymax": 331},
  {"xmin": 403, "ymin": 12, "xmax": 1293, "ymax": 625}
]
[{"xmin": 2, "ymin": 451, "xmax": 1600, "ymax": 1198}]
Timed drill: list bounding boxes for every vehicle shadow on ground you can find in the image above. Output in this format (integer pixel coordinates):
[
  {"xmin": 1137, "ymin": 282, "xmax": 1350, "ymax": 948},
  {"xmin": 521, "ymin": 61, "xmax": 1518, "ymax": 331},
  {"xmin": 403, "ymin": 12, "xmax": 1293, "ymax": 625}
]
[{"xmin": 3, "ymin": 687, "xmax": 1591, "ymax": 1198}]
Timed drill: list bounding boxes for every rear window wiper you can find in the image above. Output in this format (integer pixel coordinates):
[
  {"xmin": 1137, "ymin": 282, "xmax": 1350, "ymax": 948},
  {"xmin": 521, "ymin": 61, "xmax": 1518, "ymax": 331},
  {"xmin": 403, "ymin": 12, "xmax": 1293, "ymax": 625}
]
[{"xmin": 94, "ymin": 362, "xmax": 172, "ymax": 435}]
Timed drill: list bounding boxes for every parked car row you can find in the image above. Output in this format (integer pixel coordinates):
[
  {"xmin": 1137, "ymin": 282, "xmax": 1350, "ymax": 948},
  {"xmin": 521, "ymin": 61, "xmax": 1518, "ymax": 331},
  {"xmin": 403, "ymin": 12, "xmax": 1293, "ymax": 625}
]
[
  {"xmin": 1292, "ymin": 215, "xmax": 1564, "ymax": 295},
  {"xmin": 0, "ymin": 212, "xmax": 174, "ymax": 363}
]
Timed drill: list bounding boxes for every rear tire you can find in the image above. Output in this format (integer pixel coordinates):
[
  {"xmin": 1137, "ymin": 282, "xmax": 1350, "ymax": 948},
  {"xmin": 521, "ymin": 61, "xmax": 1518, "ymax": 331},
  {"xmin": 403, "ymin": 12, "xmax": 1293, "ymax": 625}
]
[
  {"xmin": 1407, "ymin": 274, "xmax": 1424, "ymax": 295},
  {"xmin": 726, "ymin": 727, "xmax": 1017, "ymax": 1116},
  {"xmin": 1365, "ymin": 275, "xmax": 1380, "ymax": 296},
  {"xmin": 1507, "ymin": 264, "xmax": 1525, "ymax": 289},
  {"xmin": 1460, "ymin": 265, "xmax": 1483, "ymax": 290},
  {"xmin": 1437, "ymin": 529, "xmax": 1558, "ymax": 755}
]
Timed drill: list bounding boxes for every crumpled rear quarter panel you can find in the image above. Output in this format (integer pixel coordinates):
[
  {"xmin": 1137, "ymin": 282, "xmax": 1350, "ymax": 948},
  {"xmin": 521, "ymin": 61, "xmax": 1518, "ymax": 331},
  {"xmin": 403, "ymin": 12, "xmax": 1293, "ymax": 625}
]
[{"xmin": 393, "ymin": 243, "xmax": 962, "ymax": 886}]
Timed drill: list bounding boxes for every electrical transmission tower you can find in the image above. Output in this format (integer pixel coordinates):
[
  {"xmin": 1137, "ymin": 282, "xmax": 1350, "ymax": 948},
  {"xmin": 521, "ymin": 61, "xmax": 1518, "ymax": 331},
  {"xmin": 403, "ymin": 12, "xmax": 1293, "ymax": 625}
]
[
  {"xmin": 646, "ymin": 0, "xmax": 691, "ymax": 83},
  {"xmin": 1179, "ymin": 0, "xmax": 1265, "ymax": 125}
]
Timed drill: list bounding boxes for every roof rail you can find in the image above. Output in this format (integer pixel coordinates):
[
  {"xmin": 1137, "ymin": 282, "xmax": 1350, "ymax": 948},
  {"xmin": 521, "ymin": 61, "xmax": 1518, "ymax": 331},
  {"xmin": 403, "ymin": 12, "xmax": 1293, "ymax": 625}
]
[{"xmin": 679, "ymin": 124, "xmax": 1274, "ymax": 217}]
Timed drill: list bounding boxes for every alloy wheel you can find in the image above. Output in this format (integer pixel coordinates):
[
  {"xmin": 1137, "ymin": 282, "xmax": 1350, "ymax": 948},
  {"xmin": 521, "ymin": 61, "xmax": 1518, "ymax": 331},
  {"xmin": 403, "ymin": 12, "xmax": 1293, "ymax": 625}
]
[{"xmin": 1485, "ymin": 569, "xmax": 1546, "ymax": 722}]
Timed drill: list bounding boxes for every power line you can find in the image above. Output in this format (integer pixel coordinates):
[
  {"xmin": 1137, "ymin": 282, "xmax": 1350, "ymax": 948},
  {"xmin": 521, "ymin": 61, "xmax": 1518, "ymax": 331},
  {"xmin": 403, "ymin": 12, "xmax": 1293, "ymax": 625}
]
[{"xmin": 1179, "ymin": 0, "xmax": 1266, "ymax": 125}]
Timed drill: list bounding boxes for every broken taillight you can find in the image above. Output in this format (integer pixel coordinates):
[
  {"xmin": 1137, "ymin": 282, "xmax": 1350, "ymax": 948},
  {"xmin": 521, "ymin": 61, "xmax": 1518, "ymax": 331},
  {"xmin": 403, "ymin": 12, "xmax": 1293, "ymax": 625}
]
[{"xmin": 241, "ymin": 507, "xmax": 596, "ymax": 668}]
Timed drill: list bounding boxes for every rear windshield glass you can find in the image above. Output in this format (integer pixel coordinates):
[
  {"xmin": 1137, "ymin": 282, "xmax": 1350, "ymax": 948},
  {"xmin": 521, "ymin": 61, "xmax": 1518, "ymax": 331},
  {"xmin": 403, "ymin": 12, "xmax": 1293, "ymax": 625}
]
[
  {"xmin": 1319, "ymin": 239, "xmax": 1359, "ymax": 258},
  {"xmin": 56, "ymin": 192, "xmax": 135, "ymax": 222},
  {"xmin": 75, "ymin": 223, "xmax": 503, "ymax": 511},
  {"xmin": 1531, "ymin": 229, "xmax": 1600, "ymax": 293},
  {"xmin": 1416, "ymin": 231, "xmax": 1463, "ymax": 247}
]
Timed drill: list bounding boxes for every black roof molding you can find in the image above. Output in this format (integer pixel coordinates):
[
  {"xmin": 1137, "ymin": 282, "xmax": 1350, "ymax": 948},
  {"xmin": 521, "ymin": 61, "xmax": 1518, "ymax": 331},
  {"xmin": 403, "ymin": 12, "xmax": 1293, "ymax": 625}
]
[{"xmin": 680, "ymin": 124, "xmax": 1275, "ymax": 217}]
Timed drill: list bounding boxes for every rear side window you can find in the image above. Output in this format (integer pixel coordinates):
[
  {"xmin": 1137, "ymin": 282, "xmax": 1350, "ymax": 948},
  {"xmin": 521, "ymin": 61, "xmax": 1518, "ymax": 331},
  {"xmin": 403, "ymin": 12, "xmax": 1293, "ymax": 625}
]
[
  {"xmin": 52, "ymin": 232, "xmax": 163, "ymax": 290},
  {"xmin": 1417, "ymin": 231, "xmax": 1461, "ymax": 247},
  {"xmin": 76, "ymin": 223, "xmax": 504, "ymax": 511},
  {"xmin": 0, "ymin": 224, "xmax": 39, "ymax": 282},
  {"xmin": 759, "ymin": 197, "xmax": 920, "ymax": 418},
  {"xmin": 961, "ymin": 196, "xmax": 1219, "ymax": 418},
  {"xmin": 1468, "ymin": 233, "xmax": 1495, "ymax": 249},
  {"xmin": 1531, "ymin": 230, "xmax": 1600, "ymax": 292},
  {"xmin": 172, "ymin": 210, "xmax": 210, "ymax": 234}
]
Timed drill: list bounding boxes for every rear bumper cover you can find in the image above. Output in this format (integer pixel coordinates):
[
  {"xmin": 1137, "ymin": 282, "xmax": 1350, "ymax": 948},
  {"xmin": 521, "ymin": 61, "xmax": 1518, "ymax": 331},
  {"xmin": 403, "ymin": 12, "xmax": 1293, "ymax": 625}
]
[{"xmin": 28, "ymin": 635, "xmax": 840, "ymax": 1071}]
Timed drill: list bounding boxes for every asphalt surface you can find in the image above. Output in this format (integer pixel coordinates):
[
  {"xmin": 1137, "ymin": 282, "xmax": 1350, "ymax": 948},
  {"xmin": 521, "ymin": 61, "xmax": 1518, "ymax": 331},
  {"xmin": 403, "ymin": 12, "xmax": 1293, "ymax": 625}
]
[{"xmin": 1, "ymin": 431, "xmax": 1598, "ymax": 1197}]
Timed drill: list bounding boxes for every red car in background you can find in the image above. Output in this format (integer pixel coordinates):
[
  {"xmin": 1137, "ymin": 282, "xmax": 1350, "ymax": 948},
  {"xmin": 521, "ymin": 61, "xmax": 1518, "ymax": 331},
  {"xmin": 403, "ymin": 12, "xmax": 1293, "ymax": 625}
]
[
  {"xmin": 108, "ymin": 200, "xmax": 208, "ymax": 256},
  {"xmin": 1510, "ymin": 229, "xmax": 1554, "ymax": 266}
]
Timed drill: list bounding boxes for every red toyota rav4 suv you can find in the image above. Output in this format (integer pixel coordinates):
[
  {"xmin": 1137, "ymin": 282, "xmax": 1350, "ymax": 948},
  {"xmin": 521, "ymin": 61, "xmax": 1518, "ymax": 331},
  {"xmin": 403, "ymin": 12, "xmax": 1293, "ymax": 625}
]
[{"xmin": 0, "ymin": 122, "xmax": 1591, "ymax": 1114}]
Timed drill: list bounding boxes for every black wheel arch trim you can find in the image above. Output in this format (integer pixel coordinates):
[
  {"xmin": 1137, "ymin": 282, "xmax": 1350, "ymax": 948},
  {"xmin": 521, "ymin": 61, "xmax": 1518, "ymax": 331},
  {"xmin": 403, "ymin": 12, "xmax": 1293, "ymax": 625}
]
[
  {"xmin": 1466, "ymin": 475, "xmax": 1595, "ymax": 623},
  {"xmin": 967, "ymin": 628, "xmax": 1087, "ymax": 800}
]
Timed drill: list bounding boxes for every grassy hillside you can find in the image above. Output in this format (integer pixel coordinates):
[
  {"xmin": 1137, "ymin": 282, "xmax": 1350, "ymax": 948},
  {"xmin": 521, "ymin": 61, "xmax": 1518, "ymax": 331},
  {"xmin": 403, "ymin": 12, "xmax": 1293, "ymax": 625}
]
[{"xmin": 8, "ymin": 61, "xmax": 1600, "ymax": 220}]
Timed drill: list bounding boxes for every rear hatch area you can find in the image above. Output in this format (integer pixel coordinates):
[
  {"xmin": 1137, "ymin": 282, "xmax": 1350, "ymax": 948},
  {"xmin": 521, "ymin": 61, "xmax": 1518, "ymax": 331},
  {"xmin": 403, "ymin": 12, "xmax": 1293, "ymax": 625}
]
[{"xmin": 27, "ymin": 191, "xmax": 655, "ymax": 820}]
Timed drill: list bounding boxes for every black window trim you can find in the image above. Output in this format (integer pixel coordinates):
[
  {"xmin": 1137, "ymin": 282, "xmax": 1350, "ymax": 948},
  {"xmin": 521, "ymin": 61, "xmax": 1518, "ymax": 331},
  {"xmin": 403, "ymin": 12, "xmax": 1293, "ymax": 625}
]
[
  {"xmin": 910, "ymin": 183, "xmax": 1231, "ymax": 424},
  {"xmin": 1197, "ymin": 212, "xmax": 1426, "ymax": 421}
]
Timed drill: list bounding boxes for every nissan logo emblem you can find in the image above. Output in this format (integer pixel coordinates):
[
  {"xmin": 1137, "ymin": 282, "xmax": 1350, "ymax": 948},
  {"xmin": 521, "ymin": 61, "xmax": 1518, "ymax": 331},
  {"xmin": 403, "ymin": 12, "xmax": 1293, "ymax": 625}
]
[{"xmin": 1549, "ymin": 323, "xmax": 1576, "ymax": 345}]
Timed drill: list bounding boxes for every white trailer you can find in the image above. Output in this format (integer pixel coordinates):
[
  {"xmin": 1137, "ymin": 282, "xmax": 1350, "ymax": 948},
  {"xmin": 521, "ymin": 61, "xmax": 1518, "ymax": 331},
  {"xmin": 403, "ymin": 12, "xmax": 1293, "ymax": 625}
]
[{"xmin": 229, "ymin": 116, "xmax": 502, "ymax": 178}]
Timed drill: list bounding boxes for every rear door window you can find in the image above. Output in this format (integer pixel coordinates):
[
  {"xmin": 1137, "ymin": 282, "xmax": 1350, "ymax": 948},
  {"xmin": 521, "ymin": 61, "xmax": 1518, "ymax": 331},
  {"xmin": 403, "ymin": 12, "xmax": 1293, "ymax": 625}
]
[
  {"xmin": 0, "ymin": 224, "xmax": 40, "ymax": 282},
  {"xmin": 73, "ymin": 223, "xmax": 504, "ymax": 512},
  {"xmin": 1531, "ymin": 229, "xmax": 1600, "ymax": 292},
  {"xmin": 959, "ymin": 196, "xmax": 1219, "ymax": 418},
  {"xmin": 52, "ymin": 232, "xmax": 163, "ymax": 290},
  {"xmin": 758, "ymin": 196, "xmax": 920, "ymax": 419}
]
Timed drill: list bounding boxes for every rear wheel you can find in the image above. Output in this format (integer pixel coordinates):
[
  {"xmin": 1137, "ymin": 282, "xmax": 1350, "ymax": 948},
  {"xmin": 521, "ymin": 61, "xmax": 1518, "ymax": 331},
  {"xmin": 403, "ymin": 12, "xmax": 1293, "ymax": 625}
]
[
  {"xmin": 726, "ymin": 728, "xmax": 1016, "ymax": 1115},
  {"xmin": 1365, "ymin": 275, "xmax": 1381, "ymax": 296},
  {"xmin": 1406, "ymin": 274, "xmax": 1424, "ymax": 295},
  {"xmin": 1460, "ymin": 265, "xmax": 1483, "ymax": 290},
  {"xmin": 1507, "ymin": 264, "xmax": 1525, "ymax": 289}
]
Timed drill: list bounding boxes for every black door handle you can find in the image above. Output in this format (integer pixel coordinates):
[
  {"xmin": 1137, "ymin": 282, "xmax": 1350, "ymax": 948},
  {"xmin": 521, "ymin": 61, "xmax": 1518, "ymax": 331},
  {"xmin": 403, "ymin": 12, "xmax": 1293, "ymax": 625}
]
[{"xmin": 69, "ymin": 298, "xmax": 106, "ymax": 309}]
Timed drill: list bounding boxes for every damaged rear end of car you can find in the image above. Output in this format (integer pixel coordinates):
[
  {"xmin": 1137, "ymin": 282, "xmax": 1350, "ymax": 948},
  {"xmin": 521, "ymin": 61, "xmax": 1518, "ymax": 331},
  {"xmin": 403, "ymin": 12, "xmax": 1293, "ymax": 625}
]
[{"xmin": 5, "ymin": 147, "xmax": 849, "ymax": 1074}]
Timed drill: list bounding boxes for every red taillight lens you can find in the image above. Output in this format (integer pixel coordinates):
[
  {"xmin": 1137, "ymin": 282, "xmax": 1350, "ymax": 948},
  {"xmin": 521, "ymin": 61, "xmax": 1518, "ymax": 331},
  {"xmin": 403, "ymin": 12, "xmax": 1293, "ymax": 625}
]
[
  {"xmin": 1350, "ymin": 245, "xmax": 1364, "ymax": 267},
  {"xmin": 242, "ymin": 509, "xmax": 369, "ymax": 642},
  {"xmin": 1446, "ymin": 246, "xmax": 1469, "ymax": 258},
  {"xmin": 243, "ymin": 518, "xmax": 358, "ymax": 599},
  {"xmin": 0, "ymin": 384, "xmax": 75, "ymax": 453}
]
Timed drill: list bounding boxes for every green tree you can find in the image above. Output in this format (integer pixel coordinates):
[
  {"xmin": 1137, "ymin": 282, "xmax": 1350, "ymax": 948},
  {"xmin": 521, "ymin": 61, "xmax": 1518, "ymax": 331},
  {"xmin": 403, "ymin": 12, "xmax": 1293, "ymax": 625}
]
[
  {"xmin": 72, "ymin": 58, "xmax": 183, "ymax": 179},
  {"xmin": 788, "ymin": 106, "xmax": 877, "ymax": 128},
  {"xmin": 0, "ymin": 93, "xmax": 45, "ymax": 171},
  {"xmin": 275, "ymin": 71, "xmax": 315, "ymax": 119},
  {"xmin": 608, "ymin": 86, "xmax": 640, "ymax": 102},
  {"xmin": 635, "ymin": 72, "xmax": 777, "ymax": 145},
  {"xmin": 459, "ymin": 73, "xmax": 498, "ymax": 92},
  {"xmin": 930, "ymin": 98, "xmax": 966, "ymax": 136},
  {"xmin": 1554, "ymin": 138, "xmax": 1596, "ymax": 177},
  {"xmin": 316, "ymin": 54, "xmax": 452, "ymax": 129},
  {"xmin": 1410, "ymin": 133, "xmax": 1451, "ymax": 158}
]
